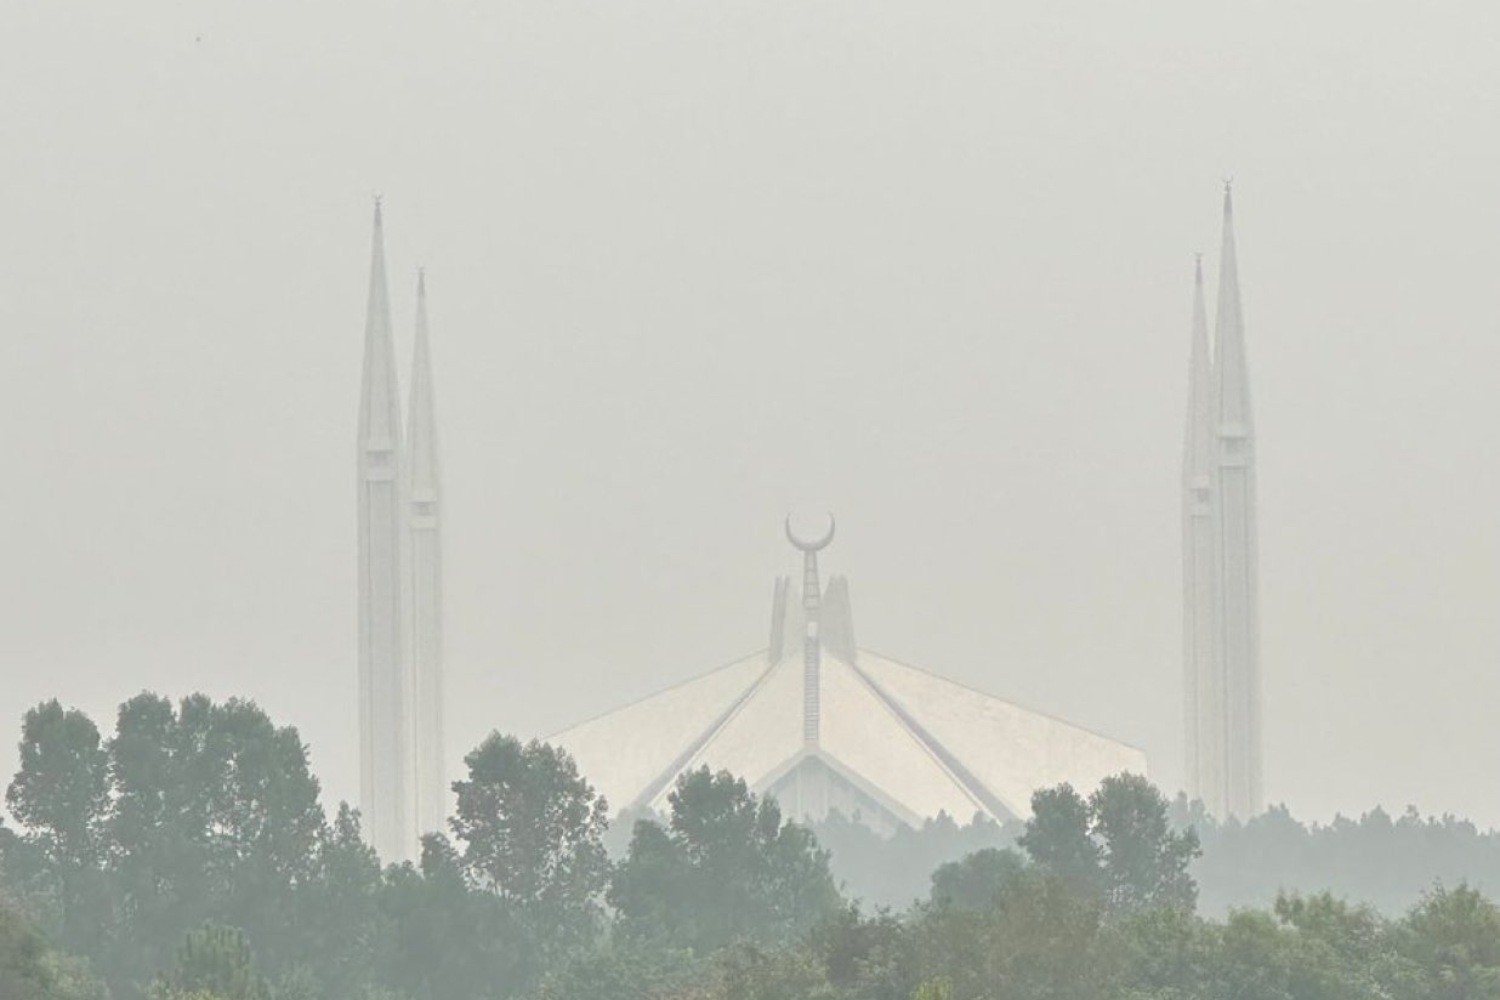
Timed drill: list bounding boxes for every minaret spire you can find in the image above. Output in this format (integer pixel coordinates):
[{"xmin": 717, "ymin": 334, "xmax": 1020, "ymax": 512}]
[
  {"xmin": 357, "ymin": 199, "xmax": 415, "ymax": 861},
  {"xmin": 1211, "ymin": 184, "xmax": 1264, "ymax": 819},
  {"xmin": 1183, "ymin": 254, "xmax": 1225, "ymax": 818},
  {"xmin": 407, "ymin": 267, "xmax": 446, "ymax": 841}
]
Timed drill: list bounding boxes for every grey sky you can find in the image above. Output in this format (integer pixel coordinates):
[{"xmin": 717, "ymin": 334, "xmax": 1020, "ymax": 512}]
[{"xmin": 2, "ymin": 1, "xmax": 1497, "ymax": 828}]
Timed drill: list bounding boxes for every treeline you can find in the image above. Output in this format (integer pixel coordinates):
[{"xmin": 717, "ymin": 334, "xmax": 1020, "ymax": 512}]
[
  {"xmin": 3, "ymin": 692, "xmax": 1500, "ymax": 1000},
  {"xmin": 811, "ymin": 796, "xmax": 1500, "ymax": 917}
]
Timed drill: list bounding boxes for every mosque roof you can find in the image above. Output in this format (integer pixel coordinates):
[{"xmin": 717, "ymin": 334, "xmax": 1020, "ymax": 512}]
[{"xmin": 550, "ymin": 565, "xmax": 1147, "ymax": 831}]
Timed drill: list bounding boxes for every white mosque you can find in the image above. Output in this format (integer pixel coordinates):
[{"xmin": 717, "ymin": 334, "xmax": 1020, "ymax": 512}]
[{"xmin": 353, "ymin": 190, "xmax": 1264, "ymax": 858}]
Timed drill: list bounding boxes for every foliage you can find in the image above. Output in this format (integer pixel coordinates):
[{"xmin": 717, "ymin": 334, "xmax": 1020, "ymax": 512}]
[
  {"xmin": 450, "ymin": 732, "xmax": 612, "ymax": 958},
  {"xmin": 928, "ymin": 848, "xmax": 1027, "ymax": 913},
  {"xmin": 0, "ymin": 903, "xmax": 107, "ymax": 1000},
  {"xmin": 1187, "ymin": 799, "xmax": 1500, "ymax": 918},
  {"xmin": 810, "ymin": 810, "xmax": 1015, "ymax": 910},
  {"xmin": 1019, "ymin": 774, "xmax": 1198, "ymax": 917},
  {"xmin": 611, "ymin": 768, "xmax": 842, "ymax": 954},
  {"xmin": 10, "ymin": 692, "xmax": 1500, "ymax": 1000},
  {"xmin": 150, "ymin": 924, "xmax": 269, "ymax": 1000}
]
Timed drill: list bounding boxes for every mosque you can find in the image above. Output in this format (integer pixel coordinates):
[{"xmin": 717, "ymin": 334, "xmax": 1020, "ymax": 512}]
[{"xmin": 353, "ymin": 190, "xmax": 1263, "ymax": 860}]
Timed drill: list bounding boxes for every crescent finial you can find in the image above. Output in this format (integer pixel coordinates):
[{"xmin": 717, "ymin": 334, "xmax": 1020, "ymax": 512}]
[{"xmin": 785, "ymin": 512, "xmax": 836, "ymax": 552}]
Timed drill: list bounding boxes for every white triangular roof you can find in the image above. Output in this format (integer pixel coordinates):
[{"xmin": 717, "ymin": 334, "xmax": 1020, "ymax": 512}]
[{"xmin": 551, "ymin": 645, "xmax": 1146, "ymax": 828}]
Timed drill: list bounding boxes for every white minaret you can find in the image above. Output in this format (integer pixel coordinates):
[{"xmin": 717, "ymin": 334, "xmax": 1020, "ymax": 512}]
[
  {"xmin": 1182, "ymin": 254, "xmax": 1226, "ymax": 818},
  {"xmin": 357, "ymin": 201, "xmax": 415, "ymax": 860},
  {"xmin": 407, "ymin": 269, "xmax": 446, "ymax": 840},
  {"xmin": 1212, "ymin": 185, "xmax": 1264, "ymax": 819}
]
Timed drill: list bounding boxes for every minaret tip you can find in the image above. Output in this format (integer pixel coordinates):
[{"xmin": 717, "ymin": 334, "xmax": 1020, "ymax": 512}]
[{"xmin": 417, "ymin": 266, "xmax": 426, "ymax": 297}]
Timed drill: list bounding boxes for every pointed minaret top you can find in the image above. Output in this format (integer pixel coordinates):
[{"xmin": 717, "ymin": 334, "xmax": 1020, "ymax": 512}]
[
  {"xmin": 408, "ymin": 268, "xmax": 440, "ymax": 503},
  {"xmin": 1214, "ymin": 184, "xmax": 1252, "ymax": 432},
  {"xmin": 1185, "ymin": 254, "xmax": 1215, "ymax": 481},
  {"xmin": 359, "ymin": 200, "xmax": 402, "ymax": 456}
]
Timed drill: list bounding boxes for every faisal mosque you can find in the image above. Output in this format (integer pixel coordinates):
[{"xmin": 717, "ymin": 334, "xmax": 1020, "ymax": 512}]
[{"xmin": 353, "ymin": 189, "xmax": 1263, "ymax": 861}]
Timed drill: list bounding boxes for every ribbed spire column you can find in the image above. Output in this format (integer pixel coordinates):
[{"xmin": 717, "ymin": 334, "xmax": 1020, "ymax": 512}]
[
  {"xmin": 357, "ymin": 200, "xmax": 414, "ymax": 861},
  {"xmin": 407, "ymin": 269, "xmax": 446, "ymax": 841},
  {"xmin": 1182, "ymin": 254, "xmax": 1225, "ymax": 817},
  {"xmin": 1212, "ymin": 185, "xmax": 1264, "ymax": 820}
]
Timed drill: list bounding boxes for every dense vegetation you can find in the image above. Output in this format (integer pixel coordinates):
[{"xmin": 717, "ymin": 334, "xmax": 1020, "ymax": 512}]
[{"xmin": 3, "ymin": 692, "xmax": 1500, "ymax": 1000}]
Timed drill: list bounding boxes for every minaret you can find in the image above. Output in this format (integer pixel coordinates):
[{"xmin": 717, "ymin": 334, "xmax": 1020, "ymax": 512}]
[
  {"xmin": 357, "ymin": 200, "xmax": 414, "ymax": 860},
  {"xmin": 407, "ymin": 269, "xmax": 446, "ymax": 840},
  {"xmin": 1212, "ymin": 185, "xmax": 1264, "ymax": 819},
  {"xmin": 1182, "ymin": 254, "xmax": 1226, "ymax": 818}
]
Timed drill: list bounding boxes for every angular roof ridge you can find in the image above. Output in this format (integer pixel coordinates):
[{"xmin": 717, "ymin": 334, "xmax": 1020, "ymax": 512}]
[
  {"xmin": 631, "ymin": 657, "xmax": 783, "ymax": 813},
  {"xmin": 841, "ymin": 656, "xmax": 1018, "ymax": 820}
]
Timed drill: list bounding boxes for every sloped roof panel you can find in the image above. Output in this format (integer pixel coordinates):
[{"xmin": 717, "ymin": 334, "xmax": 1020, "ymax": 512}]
[
  {"xmin": 855, "ymin": 650, "xmax": 1148, "ymax": 818},
  {"xmin": 819, "ymin": 657, "xmax": 988, "ymax": 822},
  {"xmin": 552, "ymin": 652, "xmax": 769, "ymax": 815},
  {"xmin": 646, "ymin": 651, "xmax": 804, "ymax": 813}
]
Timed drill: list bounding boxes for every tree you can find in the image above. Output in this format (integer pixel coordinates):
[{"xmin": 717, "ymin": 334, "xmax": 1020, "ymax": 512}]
[
  {"xmin": 151, "ymin": 924, "xmax": 270, "ymax": 1000},
  {"xmin": 1, "ymin": 904, "xmax": 55, "ymax": 1000},
  {"xmin": 104, "ymin": 694, "xmax": 329, "ymax": 997},
  {"xmin": 5, "ymin": 702, "xmax": 111, "ymax": 958},
  {"xmin": 1017, "ymin": 783, "xmax": 1102, "ymax": 898},
  {"xmin": 1089, "ymin": 774, "xmax": 1199, "ymax": 914},
  {"xmin": 1398, "ymin": 884, "xmax": 1500, "ymax": 999},
  {"xmin": 1018, "ymin": 775, "xmax": 1199, "ymax": 917},
  {"xmin": 610, "ymin": 768, "xmax": 841, "ymax": 953},
  {"xmin": 450, "ymin": 734, "xmax": 611, "ymax": 957},
  {"xmin": 928, "ymin": 848, "xmax": 1027, "ymax": 912}
]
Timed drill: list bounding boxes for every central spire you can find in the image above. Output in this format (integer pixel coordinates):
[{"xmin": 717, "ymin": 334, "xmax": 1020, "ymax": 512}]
[{"xmin": 786, "ymin": 514, "xmax": 835, "ymax": 747}]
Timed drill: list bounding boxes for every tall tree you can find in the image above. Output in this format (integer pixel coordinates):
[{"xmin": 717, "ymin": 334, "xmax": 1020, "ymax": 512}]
[
  {"xmin": 611, "ymin": 768, "xmax": 841, "ymax": 953},
  {"xmin": 1089, "ymin": 773, "xmax": 1199, "ymax": 914},
  {"xmin": 1017, "ymin": 783, "xmax": 1102, "ymax": 898},
  {"xmin": 5, "ymin": 702, "xmax": 111, "ymax": 957},
  {"xmin": 450, "ymin": 735, "xmax": 611, "ymax": 960}
]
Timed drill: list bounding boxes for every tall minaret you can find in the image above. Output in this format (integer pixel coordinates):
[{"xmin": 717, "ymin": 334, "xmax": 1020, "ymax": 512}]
[
  {"xmin": 407, "ymin": 269, "xmax": 446, "ymax": 839},
  {"xmin": 1212, "ymin": 185, "xmax": 1264, "ymax": 819},
  {"xmin": 1182, "ymin": 254, "xmax": 1226, "ymax": 818},
  {"xmin": 357, "ymin": 200, "xmax": 415, "ymax": 860}
]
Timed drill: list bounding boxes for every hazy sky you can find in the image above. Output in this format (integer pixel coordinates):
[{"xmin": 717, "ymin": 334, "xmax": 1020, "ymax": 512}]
[{"xmin": 2, "ymin": 1, "xmax": 1498, "ymax": 830}]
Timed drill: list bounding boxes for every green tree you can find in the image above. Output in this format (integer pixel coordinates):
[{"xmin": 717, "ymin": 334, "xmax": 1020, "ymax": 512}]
[
  {"xmin": 151, "ymin": 924, "xmax": 270, "ymax": 1000},
  {"xmin": 5, "ymin": 702, "xmax": 111, "ymax": 958},
  {"xmin": 611, "ymin": 768, "xmax": 842, "ymax": 954},
  {"xmin": 928, "ymin": 848, "xmax": 1027, "ymax": 912},
  {"xmin": 105, "ymin": 694, "xmax": 328, "ymax": 996},
  {"xmin": 1398, "ymin": 884, "xmax": 1500, "ymax": 999},
  {"xmin": 1090, "ymin": 774, "xmax": 1199, "ymax": 915},
  {"xmin": 1018, "ymin": 775, "xmax": 1199, "ymax": 917},
  {"xmin": 1017, "ymin": 783, "xmax": 1102, "ymax": 898},
  {"xmin": 1, "ymin": 904, "xmax": 56, "ymax": 1000},
  {"xmin": 450, "ymin": 734, "xmax": 611, "ymax": 964}
]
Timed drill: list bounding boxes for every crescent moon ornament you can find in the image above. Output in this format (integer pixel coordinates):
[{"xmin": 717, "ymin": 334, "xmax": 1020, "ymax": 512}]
[{"xmin": 785, "ymin": 512, "xmax": 836, "ymax": 552}]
